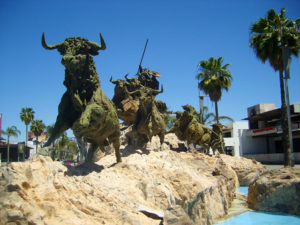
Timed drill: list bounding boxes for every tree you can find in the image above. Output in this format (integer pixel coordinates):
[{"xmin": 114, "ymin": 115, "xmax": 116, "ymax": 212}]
[
  {"xmin": 2, "ymin": 126, "xmax": 21, "ymax": 162},
  {"xmin": 196, "ymin": 57, "xmax": 233, "ymax": 124},
  {"xmin": 30, "ymin": 120, "xmax": 45, "ymax": 154},
  {"xmin": 194, "ymin": 106, "xmax": 216, "ymax": 125},
  {"xmin": 20, "ymin": 107, "xmax": 35, "ymax": 160},
  {"xmin": 250, "ymin": 8, "xmax": 300, "ymax": 166},
  {"xmin": 194, "ymin": 107, "xmax": 234, "ymax": 126}
]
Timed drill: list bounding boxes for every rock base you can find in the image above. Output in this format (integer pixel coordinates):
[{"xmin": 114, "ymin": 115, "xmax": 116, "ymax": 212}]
[{"xmin": 248, "ymin": 167, "xmax": 300, "ymax": 216}]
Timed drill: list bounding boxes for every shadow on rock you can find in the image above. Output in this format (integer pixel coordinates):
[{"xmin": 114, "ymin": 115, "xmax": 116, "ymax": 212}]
[
  {"xmin": 64, "ymin": 162, "xmax": 104, "ymax": 176},
  {"xmin": 121, "ymin": 145, "xmax": 151, "ymax": 157}
]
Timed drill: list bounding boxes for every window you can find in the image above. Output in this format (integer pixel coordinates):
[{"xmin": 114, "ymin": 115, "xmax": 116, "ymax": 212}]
[{"xmin": 223, "ymin": 132, "xmax": 232, "ymax": 138}]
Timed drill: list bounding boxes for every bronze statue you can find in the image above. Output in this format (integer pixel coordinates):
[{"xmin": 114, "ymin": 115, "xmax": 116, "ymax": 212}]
[{"xmin": 42, "ymin": 33, "xmax": 121, "ymax": 163}]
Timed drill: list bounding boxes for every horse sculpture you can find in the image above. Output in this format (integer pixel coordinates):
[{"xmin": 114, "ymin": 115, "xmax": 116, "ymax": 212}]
[{"xmin": 42, "ymin": 33, "xmax": 121, "ymax": 163}]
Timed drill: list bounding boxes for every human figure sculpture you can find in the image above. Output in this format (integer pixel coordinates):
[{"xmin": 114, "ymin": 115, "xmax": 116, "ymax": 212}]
[
  {"xmin": 110, "ymin": 70, "xmax": 167, "ymax": 125},
  {"xmin": 42, "ymin": 33, "xmax": 121, "ymax": 163}
]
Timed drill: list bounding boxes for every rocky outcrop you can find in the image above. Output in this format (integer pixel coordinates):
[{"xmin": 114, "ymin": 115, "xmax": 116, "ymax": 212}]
[
  {"xmin": 220, "ymin": 154, "xmax": 267, "ymax": 186},
  {"xmin": 248, "ymin": 167, "xmax": 300, "ymax": 216},
  {"xmin": 0, "ymin": 140, "xmax": 239, "ymax": 225}
]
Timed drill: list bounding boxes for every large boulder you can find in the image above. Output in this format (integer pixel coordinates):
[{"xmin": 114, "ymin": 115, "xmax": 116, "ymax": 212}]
[
  {"xmin": 0, "ymin": 142, "xmax": 238, "ymax": 225},
  {"xmin": 248, "ymin": 167, "xmax": 300, "ymax": 216},
  {"xmin": 220, "ymin": 154, "xmax": 267, "ymax": 186}
]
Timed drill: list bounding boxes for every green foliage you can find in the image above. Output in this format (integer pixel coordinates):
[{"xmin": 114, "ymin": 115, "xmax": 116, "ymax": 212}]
[
  {"xmin": 196, "ymin": 57, "xmax": 232, "ymax": 102},
  {"xmin": 20, "ymin": 108, "xmax": 35, "ymax": 125},
  {"xmin": 2, "ymin": 126, "xmax": 21, "ymax": 162},
  {"xmin": 250, "ymin": 8, "xmax": 300, "ymax": 72},
  {"xmin": 250, "ymin": 8, "xmax": 300, "ymax": 166},
  {"xmin": 31, "ymin": 120, "xmax": 45, "ymax": 137},
  {"xmin": 196, "ymin": 57, "xmax": 233, "ymax": 124},
  {"xmin": 2, "ymin": 126, "xmax": 21, "ymax": 140},
  {"xmin": 46, "ymin": 124, "xmax": 54, "ymax": 139},
  {"xmin": 194, "ymin": 106, "xmax": 215, "ymax": 125}
]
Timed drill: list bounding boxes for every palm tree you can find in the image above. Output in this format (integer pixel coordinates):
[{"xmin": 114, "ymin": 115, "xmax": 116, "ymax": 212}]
[
  {"xmin": 196, "ymin": 57, "xmax": 233, "ymax": 124},
  {"xmin": 30, "ymin": 120, "xmax": 45, "ymax": 154},
  {"xmin": 20, "ymin": 107, "xmax": 35, "ymax": 160},
  {"xmin": 194, "ymin": 106, "xmax": 216, "ymax": 125},
  {"xmin": 58, "ymin": 132, "xmax": 69, "ymax": 160},
  {"xmin": 250, "ymin": 8, "xmax": 300, "ymax": 166},
  {"xmin": 2, "ymin": 126, "xmax": 21, "ymax": 162},
  {"xmin": 194, "ymin": 107, "xmax": 234, "ymax": 126}
]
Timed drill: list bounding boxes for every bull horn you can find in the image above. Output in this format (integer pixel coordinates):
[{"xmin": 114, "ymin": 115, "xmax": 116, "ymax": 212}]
[
  {"xmin": 88, "ymin": 33, "xmax": 106, "ymax": 50},
  {"xmin": 124, "ymin": 85, "xmax": 139, "ymax": 96},
  {"xmin": 110, "ymin": 76, "xmax": 117, "ymax": 84},
  {"xmin": 41, "ymin": 32, "xmax": 63, "ymax": 50},
  {"xmin": 151, "ymin": 85, "xmax": 163, "ymax": 95}
]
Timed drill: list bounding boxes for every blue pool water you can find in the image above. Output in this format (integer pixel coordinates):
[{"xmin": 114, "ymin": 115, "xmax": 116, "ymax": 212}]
[
  {"xmin": 236, "ymin": 186, "xmax": 248, "ymax": 194},
  {"xmin": 214, "ymin": 186, "xmax": 300, "ymax": 225},
  {"xmin": 216, "ymin": 211, "xmax": 300, "ymax": 225}
]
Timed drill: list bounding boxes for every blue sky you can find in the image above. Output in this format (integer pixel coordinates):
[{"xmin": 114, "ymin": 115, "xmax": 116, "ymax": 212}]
[{"xmin": 1, "ymin": 0, "xmax": 300, "ymax": 142}]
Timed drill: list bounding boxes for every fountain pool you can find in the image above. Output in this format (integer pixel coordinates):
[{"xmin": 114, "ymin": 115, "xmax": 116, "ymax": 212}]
[{"xmin": 214, "ymin": 187, "xmax": 300, "ymax": 225}]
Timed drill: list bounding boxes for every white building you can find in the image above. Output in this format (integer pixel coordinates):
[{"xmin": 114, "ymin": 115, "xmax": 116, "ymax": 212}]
[
  {"xmin": 223, "ymin": 121, "xmax": 250, "ymax": 157},
  {"xmin": 223, "ymin": 103, "xmax": 300, "ymax": 163}
]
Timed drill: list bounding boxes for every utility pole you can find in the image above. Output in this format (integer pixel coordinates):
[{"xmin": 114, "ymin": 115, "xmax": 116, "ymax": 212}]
[{"xmin": 198, "ymin": 88, "xmax": 204, "ymax": 124}]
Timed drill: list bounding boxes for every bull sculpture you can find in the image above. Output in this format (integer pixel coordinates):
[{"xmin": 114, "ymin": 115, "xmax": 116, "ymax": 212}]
[
  {"xmin": 125, "ymin": 85, "xmax": 166, "ymax": 148},
  {"xmin": 42, "ymin": 33, "xmax": 121, "ymax": 163},
  {"xmin": 110, "ymin": 75, "xmax": 140, "ymax": 124},
  {"xmin": 168, "ymin": 105, "xmax": 223, "ymax": 154},
  {"xmin": 110, "ymin": 71, "xmax": 167, "ymax": 125}
]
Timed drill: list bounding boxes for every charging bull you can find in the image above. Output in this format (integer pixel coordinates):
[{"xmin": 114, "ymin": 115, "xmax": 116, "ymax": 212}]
[
  {"xmin": 125, "ymin": 85, "xmax": 166, "ymax": 148},
  {"xmin": 42, "ymin": 33, "xmax": 121, "ymax": 163},
  {"xmin": 168, "ymin": 105, "xmax": 223, "ymax": 154}
]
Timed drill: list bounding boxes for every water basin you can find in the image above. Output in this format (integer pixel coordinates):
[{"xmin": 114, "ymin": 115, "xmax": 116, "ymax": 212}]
[
  {"xmin": 236, "ymin": 186, "xmax": 248, "ymax": 194},
  {"xmin": 214, "ymin": 186, "xmax": 300, "ymax": 224},
  {"xmin": 215, "ymin": 211, "xmax": 300, "ymax": 225}
]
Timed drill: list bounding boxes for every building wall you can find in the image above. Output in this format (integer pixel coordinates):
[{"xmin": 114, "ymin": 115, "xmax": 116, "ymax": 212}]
[
  {"xmin": 244, "ymin": 152, "xmax": 300, "ymax": 164},
  {"xmin": 223, "ymin": 121, "xmax": 275, "ymax": 156},
  {"xmin": 241, "ymin": 135, "xmax": 267, "ymax": 155},
  {"xmin": 224, "ymin": 121, "xmax": 250, "ymax": 157}
]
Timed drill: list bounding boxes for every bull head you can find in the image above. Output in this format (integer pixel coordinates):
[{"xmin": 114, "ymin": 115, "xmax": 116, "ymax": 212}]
[
  {"xmin": 110, "ymin": 75, "xmax": 129, "ymax": 85},
  {"xmin": 42, "ymin": 32, "xmax": 106, "ymax": 53}
]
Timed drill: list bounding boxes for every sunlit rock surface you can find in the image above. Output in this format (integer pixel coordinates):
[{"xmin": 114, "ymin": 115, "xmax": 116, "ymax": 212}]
[
  {"xmin": 0, "ymin": 135, "xmax": 242, "ymax": 225},
  {"xmin": 248, "ymin": 167, "xmax": 300, "ymax": 216},
  {"xmin": 219, "ymin": 154, "xmax": 267, "ymax": 186}
]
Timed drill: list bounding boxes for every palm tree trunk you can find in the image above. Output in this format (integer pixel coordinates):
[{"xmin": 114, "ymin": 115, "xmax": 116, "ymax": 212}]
[
  {"xmin": 24, "ymin": 125, "xmax": 28, "ymax": 161},
  {"xmin": 36, "ymin": 135, "xmax": 38, "ymax": 154},
  {"xmin": 279, "ymin": 70, "xmax": 291, "ymax": 166},
  {"xmin": 7, "ymin": 137, "xmax": 10, "ymax": 163},
  {"xmin": 214, "ymin": 101, "xmax": 225, "ymax": 153},
  {"xmin": 214, "ymin": 101, "xmax": 219, "ymax": 124}
]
